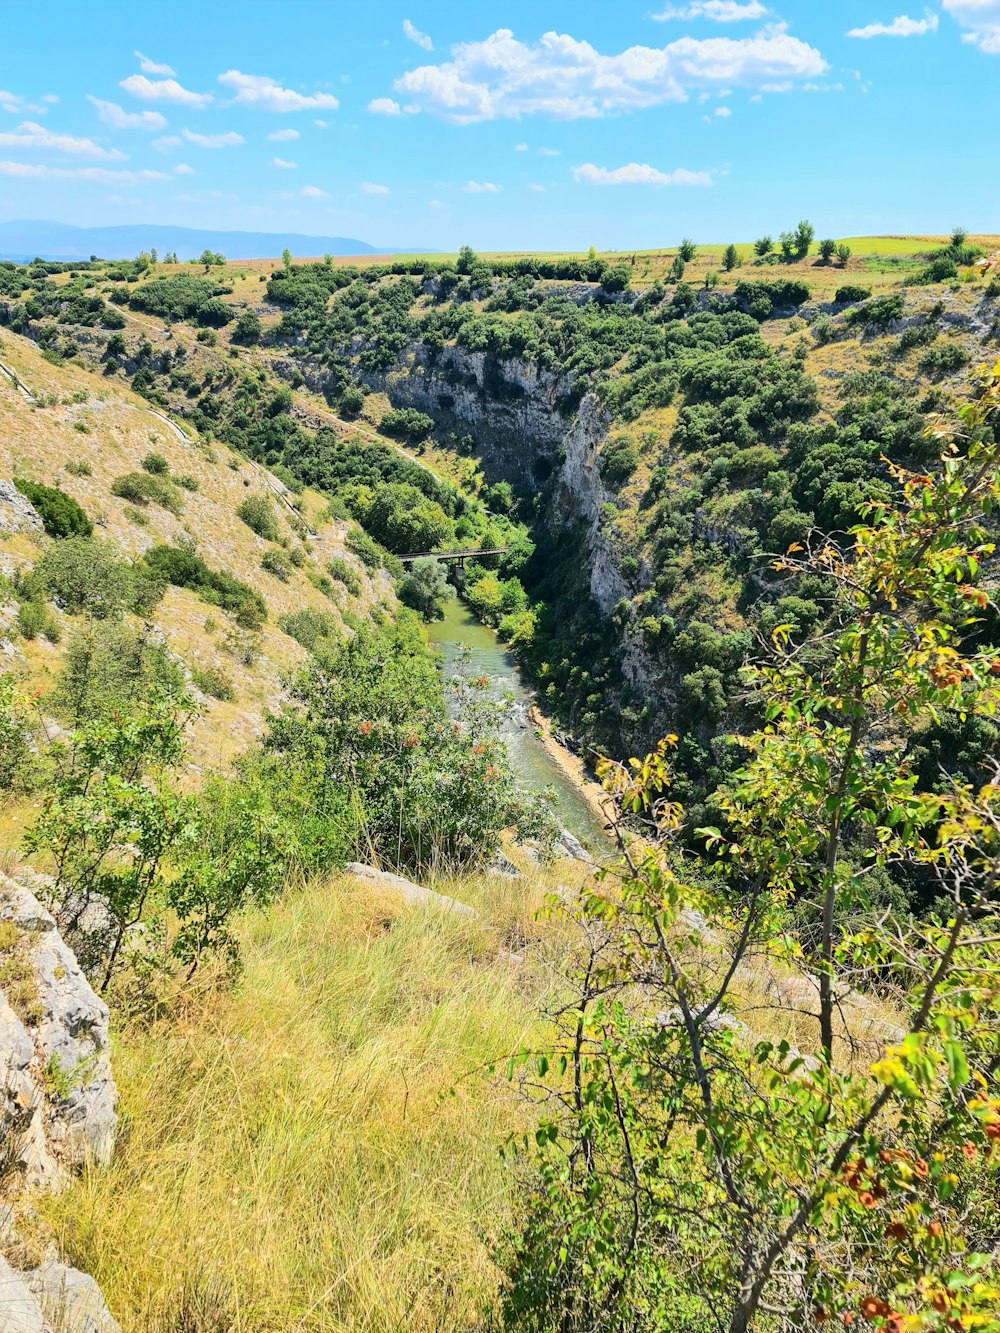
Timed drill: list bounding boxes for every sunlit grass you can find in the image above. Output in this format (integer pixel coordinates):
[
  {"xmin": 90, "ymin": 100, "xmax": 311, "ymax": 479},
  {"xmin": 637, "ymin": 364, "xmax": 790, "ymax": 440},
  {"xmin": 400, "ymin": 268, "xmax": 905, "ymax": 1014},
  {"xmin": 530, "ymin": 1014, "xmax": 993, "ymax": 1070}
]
[{"xmin": 41, "ymin": 866, "xmax": 570, "ymax": 1332}]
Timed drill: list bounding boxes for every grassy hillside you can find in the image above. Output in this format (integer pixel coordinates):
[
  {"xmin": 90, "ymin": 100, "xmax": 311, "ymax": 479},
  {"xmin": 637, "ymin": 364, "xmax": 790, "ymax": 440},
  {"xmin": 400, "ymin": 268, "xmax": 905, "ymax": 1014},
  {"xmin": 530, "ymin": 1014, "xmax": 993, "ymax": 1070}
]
[
  {"xmin": 39, "ymin": 860, "xmax": 575, "ymax": 1332},
  {"xmin": 0, "ymin": 328, "xmax": 392, "ymax": 791}
]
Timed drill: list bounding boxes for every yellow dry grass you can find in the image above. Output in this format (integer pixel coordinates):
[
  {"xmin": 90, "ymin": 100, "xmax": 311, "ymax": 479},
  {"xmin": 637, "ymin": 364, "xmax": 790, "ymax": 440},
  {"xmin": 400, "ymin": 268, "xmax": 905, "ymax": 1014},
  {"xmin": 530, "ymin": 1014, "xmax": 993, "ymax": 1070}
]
[
  {"xmin": 39, "ymin": 864, "xmax": 578, "ymax": 1332},
  {"xmin": 0, "ymin": 331, "xmax": 391, "ymax": 770}
]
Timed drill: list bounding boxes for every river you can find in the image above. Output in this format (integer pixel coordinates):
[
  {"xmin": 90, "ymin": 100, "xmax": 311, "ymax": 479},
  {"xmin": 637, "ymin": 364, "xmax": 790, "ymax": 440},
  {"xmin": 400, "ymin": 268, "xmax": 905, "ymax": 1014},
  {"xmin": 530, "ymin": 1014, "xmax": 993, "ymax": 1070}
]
[{"xmin": 427, "ymin": 595, "xmax": 606, "ymax": 851}]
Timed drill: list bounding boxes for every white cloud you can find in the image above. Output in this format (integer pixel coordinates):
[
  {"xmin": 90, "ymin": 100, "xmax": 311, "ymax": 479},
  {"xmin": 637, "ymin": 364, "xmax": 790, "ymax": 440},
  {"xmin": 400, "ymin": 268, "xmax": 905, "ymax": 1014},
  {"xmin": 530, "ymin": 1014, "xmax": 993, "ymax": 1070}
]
[
  {"xmin": 539, "ymin": 146, "xmax": 561, "ymax": 155},
  {"xmin": 573, "ymin": 161, "xmax": 712, "ymax": 185},
  {"xmin": 463, "ymin": 179, "xmax": 502, "ymax": 192},
  {"xmin": 301, "ymin": 184, "xmax": 328, "ymax": 197},
  {"xmin": 87, "ymin": 96, "xmax": 167, "ymax": 130},
  {"xmin": 403, "ymin": 19, "xmax": 434, "ymax": 50},
  {"xmin": 0, "ymin": 120, "xmax": 125, "ymax": 160},
  {"xmin": 268, "ymin": 127, "xmax": 300, "ymax": 140},
  {"xmin": 652, "ymin": 1, "xmax": 769, "ymax": 18},
  {"xmin": 134, "ymin": 51, "xmax": 176, "ymax": 76},
  {"xmin": 368, "ymin": 97, "xmax": 402, "ymax": 115},
  {"xmin": 314, "ymin": 118, "xmax": 328, "ymax": 128},
  {"xmin": 182, "ymin": 128, "xmax": 244, "ymax": 148},
  {"xmin": 715, "ymin": 104, "xmax": 732, "ymax": 114},
  {"xmin": 270, "ymin": 156, "xmax": 297, "ymax": 168},
  {"xmin": 153, "ymin": 135, "xmax": 182, "ymax": 150},
  {"xmin": 515, "ymin": 141, "xmax": 529, "ymax": 150},
  {"xmin": 847, "ymin": 11, "xmax": 939, "ymax": 38},
  {"xmin": 173, "ymin": 163, "xmax": 194, "ymax": 174},
  {"xmin": 41, "ymin": 94, "xmax": 59, "ymax": 105},
  {"xmin": 429, "ymin": 198, "xmax": 445, "ymax": 207},
  {"xmin": 0, "ymin": 160, "xmax": 170, "ymax": 183},
  {"xmin": 218, "ymin": 70, "xmax": 339, "ymax": 112},
  {"xmin": 361, "ymin": 180, "xmax": 390, "ymax": 194},
  {"xmin": 392, "ymin": 27, "xmax": 828, "ymax": 122},
  {"xmin": 528, "ymin": 182, "xmax": 545, "ymax": 191},
  {"xmin": 0, "ymin": 90, "xmax": 22, "ymax": 114},
  {"xmin": 120, "ymin": 74, "xmax": 212, "ymax": 108},
  {"xmin": 943, "ymin": 0, "xmax": 1000, "ymax": 52}
]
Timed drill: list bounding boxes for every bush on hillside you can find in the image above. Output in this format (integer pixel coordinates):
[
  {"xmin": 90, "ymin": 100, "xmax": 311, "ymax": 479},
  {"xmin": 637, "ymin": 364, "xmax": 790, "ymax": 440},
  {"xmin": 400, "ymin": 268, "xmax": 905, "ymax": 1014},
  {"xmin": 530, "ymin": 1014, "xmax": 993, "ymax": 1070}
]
[
  {"xmin": 25, "ymin": 537, "xmax": 160, "ymax": 619},
  {"xmin": 834, "ymin": 284, "xmax": 871, "ymax": 304},
  {"xmin": 379, "ymin": 408, "xmax": 435, "ymax": 442},
  {"xmin": 142, "ymin": 544, "xmax": 266, "ymax": 627},
  {"xmin": 111, "ymin": 471, "xmax": 183, "ymax": 515},
  {"xmin": 237, "ymin": 495, "xmax": 280, "ymax": 542},
  {"xmin": 13, "ymin": 479, "xmax": 92, "ymax": 539}
]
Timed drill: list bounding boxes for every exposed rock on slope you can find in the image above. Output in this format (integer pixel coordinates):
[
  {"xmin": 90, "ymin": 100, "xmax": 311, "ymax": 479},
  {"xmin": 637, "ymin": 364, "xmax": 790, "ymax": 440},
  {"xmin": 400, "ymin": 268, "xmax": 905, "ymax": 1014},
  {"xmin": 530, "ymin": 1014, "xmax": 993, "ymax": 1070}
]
[
  {"xmin": 0, "ymin": 875, "xmax": 117, "ymax": 1184},
  {"xmin": 1, "ymin": 873, "xmax": 119, "ymax": 1331}
]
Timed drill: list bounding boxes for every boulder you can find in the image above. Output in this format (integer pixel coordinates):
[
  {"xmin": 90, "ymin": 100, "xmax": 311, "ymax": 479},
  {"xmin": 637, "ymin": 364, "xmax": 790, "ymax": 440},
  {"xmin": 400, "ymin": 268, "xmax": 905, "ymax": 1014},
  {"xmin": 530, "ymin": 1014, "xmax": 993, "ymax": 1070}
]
[
  {"xmin": 0, "ymin": 876, "xmax": 117, "ymax": 1179},
  {"xmin": 344, "ymin": 863, "xmax": 476, "ymax": 916},
  {"xmin": 0, "ymin": 1254, "xmax": 46, "ymax": 1332},
  {"xmin": 0, "ymin": 481, "xmax": 43, "ymax": 537},
  {"xmin": 25, "ymin": 1261, "xmax": 120, "ymax": 1333}
]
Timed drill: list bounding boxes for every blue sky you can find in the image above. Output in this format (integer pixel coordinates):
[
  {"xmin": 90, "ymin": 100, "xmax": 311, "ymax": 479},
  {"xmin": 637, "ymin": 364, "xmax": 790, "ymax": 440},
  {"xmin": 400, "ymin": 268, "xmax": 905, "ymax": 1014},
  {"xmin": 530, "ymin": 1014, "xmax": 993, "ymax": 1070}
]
[{"xmin": 0, "ymin": 0, "xmax": 997, "ymax": 250}]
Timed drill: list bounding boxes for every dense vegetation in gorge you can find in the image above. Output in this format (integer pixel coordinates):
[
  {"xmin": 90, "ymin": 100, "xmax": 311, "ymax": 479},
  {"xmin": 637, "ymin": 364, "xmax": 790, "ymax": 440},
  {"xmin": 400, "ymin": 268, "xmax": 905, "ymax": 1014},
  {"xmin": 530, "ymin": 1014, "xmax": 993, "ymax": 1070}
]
[
  {"xmin": 2, "ymin": 238, "xmax": 999, "ymax": 1331},
  {"xmin": 3, "ymin": 239, "xmax": 997, "ymax": 838}
]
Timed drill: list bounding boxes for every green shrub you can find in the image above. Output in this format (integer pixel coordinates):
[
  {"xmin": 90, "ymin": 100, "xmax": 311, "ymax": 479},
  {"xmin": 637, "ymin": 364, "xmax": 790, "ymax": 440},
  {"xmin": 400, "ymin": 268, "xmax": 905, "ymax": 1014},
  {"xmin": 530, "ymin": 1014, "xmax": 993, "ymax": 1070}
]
[
  {"xmin": 27, "ymin": 537, "xmax": 159, "ymax": 619},
  {"xmin": 834, "ymin": 284, "xmax": 871, "ymax": 304},
  {"xmin": 111, "ymin": 471, "xmax": 183, "ymax": 514},
  {"xmin": 261, "ymin": 548, "xmax": 292, "ymax": 581},
  {"xmin": 142, "ymin": 452, "xmax": 170, "ymax": 475},
  {"xmin": 191, "ymin": 664, "xmax": 236, "ymax": 701},
  {"xmin": 917, "ymin": 341, "xmax": 970, "ymax": 378},
  {"xmin": 915, "ymin": 256, "xmax": 958, "ymax": 285},
  {"xmin": 175, "ymin": 474, "xmax": 199, "ymax": 492},
  {"xmin": 279, "ymin": 607, "xmax": 339, "ymax": 654},
  {"xmin": 13, "ymin": 479, "xmax": 92, "ymax": 539},
  {"xmin": 601, "ymin": 436, "xmax": 640, "ymax": 487},
  {"xmin": 326, "ymin": 557, "xmax": 361, "ymax": 596},
  {"xmin": 845, "ymin": 293, "xmax": 905, "ymax": 329},
  {"xmin": 232, "ymin": 311, "xmax": 262, "ymax": 345},
  {"xmin": 17, "ymin": 600, "xmax": 60, "ymax": 643},
  {"xmin": 65, "ymin": 461, "xmax": 92, "ymax": 477},
  {"xmin": 142, "ymin": 545, "xmax": 267, "ymax": 626},
  {"xmin": 237, "ymin": 495, "xmax": 280, "ymax": 542},
  {"xmin": 379, "ymin": 408, "xmax": 435, "ymax": 442}
]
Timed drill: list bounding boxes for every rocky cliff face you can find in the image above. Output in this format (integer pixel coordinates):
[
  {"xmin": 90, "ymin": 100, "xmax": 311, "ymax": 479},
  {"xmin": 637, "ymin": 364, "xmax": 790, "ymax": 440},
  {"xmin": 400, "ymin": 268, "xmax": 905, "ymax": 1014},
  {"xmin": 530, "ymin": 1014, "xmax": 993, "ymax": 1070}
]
[
  {"xmin": 0, "ymin": 874, "xmax": 120, "ymax": 1332},
  {"xmin": 364, "ymin": 344, "xmax": 574, "ymax": 489},
  {"xmin": 365, "ymin": 344, "xmax": 666, "ymax": 711}
]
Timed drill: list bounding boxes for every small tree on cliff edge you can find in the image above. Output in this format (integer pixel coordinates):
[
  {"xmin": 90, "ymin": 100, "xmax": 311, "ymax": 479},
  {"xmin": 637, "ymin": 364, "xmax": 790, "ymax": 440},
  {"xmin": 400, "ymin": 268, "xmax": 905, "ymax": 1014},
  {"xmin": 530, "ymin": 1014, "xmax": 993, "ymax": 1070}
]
[{"xmin": 503, "ymin": 365, "xmax": 1000, "ymax": 1333}]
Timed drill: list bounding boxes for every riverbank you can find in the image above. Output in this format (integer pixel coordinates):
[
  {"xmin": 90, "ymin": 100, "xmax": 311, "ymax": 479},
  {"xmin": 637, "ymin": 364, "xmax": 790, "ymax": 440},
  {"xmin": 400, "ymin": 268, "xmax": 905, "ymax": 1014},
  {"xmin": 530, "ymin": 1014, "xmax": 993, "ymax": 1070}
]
[
  {"xmin": 527, "ymin": 704, "xmax": 616, "ymax": 837},
  {"xmin": 427, "ymin": 596, "xmax": 610, "ymax": 850}
]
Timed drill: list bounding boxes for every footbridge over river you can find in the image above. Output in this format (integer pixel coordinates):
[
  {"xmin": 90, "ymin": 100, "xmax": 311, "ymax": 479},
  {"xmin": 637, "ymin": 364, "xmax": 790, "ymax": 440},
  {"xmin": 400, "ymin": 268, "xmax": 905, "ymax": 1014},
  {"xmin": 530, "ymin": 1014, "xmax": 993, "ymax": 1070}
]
[{"xmin": 397, "ymin": 547, "xmax": 509, "ymax": 569}]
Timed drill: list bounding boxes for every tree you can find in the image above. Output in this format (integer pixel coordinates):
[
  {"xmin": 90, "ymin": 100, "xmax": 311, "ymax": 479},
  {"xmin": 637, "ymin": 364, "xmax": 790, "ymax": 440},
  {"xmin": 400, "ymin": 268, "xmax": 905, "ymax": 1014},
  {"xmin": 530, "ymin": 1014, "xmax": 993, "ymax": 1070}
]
[
  {"xmin": 836, "ymin": 242, "xmax": 852, "ymax": 265},
  {"xmin": 678, "ymin": 238, "xmax": 697, "ymax": 262},
  {"xmin": 164, "ymin": 251, "xmax": 178, "ymax": 264},
  {"xmin": 282, "ymin": 247, "xmax": 293, "ymax": 276},
  {"xmin": 232, "ymin": 311, "xmax": 262, "ymax": 345},
  {"xmin": 819, "ymin": 238, "xmax": 836, "ymax": 262},
  {"xmin": 149, "ymin": 247, "xmax": 158, "ymax": 265},
  {"xmin": 670, "ymin": 254, "xmax": 686, "ymax": 282},
  {"xmin": 456, "ymin": 244, "xmax": 477, "ymax": 274},
  {"xmin": 398, "ymin": 556, "xmax": 450, "ymax": 620},
  {"xmin": 795, "ymin": 218, "xmax": 816, "ymax": 258},
  {"xmin": 505, "ymin": 367, "xmax": 1000, "ymax": 1333},
  {"xmin": 779, "ymin": 230, "xmax": 797, "ymax": 262},
  {"xmin": 951, "ymin": 226, "xmax": 968, "ymax": 250},
  {"xmin": 722, "ymin": 244, "xmax": 740, "ymax": 272},
  {"xmin": 753, "ymin": 235, "xmax": 774, "ymax": 258}
]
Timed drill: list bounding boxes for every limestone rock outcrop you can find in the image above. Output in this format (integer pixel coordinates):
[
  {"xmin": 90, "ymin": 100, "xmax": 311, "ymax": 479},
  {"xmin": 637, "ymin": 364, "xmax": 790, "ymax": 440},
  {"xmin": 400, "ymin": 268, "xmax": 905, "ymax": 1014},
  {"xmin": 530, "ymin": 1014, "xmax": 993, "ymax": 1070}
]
[{"xmin": 0, "ymin": 875, "xmax": 117, "ymax": 1183}]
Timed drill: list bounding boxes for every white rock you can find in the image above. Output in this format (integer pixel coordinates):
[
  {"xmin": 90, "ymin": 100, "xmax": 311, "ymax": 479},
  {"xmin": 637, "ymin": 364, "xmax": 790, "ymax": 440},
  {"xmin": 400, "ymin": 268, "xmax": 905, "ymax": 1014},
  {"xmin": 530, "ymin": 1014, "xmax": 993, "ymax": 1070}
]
[
  {"xmin": 344, "ymin": 863, "xmax": 476, "ymax": 916},
  {"xmin": 25, "ymin": 1261, "xmax": 120, "ymax": 1333}
]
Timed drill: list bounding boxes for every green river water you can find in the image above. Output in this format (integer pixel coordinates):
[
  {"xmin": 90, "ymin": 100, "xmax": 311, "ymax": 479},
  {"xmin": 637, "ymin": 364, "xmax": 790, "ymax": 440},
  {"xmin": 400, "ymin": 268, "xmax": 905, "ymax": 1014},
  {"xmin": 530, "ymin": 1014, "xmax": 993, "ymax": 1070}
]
[{"xmin": 427, "ymin": 596, "xmax": 605, "ymax": 851}]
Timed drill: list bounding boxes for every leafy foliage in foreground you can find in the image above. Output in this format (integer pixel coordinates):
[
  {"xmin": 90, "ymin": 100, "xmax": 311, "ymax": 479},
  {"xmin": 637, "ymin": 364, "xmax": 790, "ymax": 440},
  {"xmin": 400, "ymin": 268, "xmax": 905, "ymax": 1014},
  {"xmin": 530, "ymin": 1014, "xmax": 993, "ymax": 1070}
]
[{"xmin": 506, "ymin": 369, "xmax": 1000, "ymax": 1332}]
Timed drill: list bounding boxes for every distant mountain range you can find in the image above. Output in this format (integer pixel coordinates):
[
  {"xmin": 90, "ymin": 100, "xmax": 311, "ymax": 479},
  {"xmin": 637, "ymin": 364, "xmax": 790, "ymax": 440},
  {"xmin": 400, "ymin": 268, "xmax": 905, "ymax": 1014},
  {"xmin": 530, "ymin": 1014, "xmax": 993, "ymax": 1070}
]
[{"xmin": 0, "ymin": 220, "xmax": 429, "ymax": 263}]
